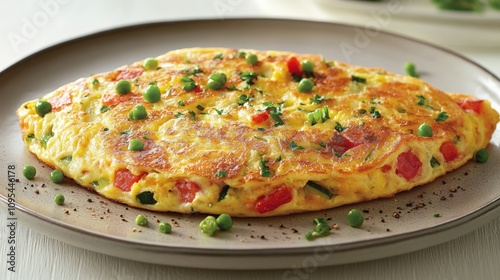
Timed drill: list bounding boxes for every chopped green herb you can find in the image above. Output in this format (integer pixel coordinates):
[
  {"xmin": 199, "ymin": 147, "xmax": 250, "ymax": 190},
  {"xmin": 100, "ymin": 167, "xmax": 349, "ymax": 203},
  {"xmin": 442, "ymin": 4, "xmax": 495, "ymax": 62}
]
[
  {"xmin": 351, "ymin": 75, "xmax": 367, "ymax": 83},
  {"xmin": 60, "ymin": 155, "xmax": 73, "ymax": 163},
  {"xmin": 304, "ymin": 218, "xmax": 332, "ymax": 241},
  {"xmin": 174, "ymin": 112, "xmax": 184, "ymax": 118},
  {"xmin": 259, "ymin": 157, "xmax": 273, "ymax": 177},
  {"xmin": 257, "ymin": 127, "xmax": 265, "ymax": 132},
  {"xmin": 226, "ymin": 85, "xmax": 241, "ymax": 91},
  {"xmin": 434, "ymin": 213, "xmax": 441, "ymax": 218},
  {"xmin": 253, "ymin": 87, "xmax": 264, "ymax": 94},
  {"xmin": 214, "ymin": 108, "xmax": 223, "ymax": 115},
  {"xmin": 136, "ymin": 191, "xmax": 157, "ymax": 205},
  {"xmin": 196, "ymin": 105, "xmax": 205, "ymax": 111},
  {"xmin": 240, "ymin": 71, "xmax": 257, "ymax": 85},
  {"xmin": 188, "ymin": 110, "xmax": 196, "ymax": 120},
  {"xmin": 178, "ymin": 101, "xmax": 186, "ymax": 106},
  {"xmin": 100, "ymin": 106, "xmax": 110, "ymax": 113},
  {"xmin": 435, "ymin": 111, "xmax": 449, "ymax": 122},
  {"xmin": 369, "ymin": 107, "xmax": 381, "ymax": 118},
  {"xmin": 289, "ymin": 141, "xmax": 304, "ymax": 151},
  {"xmin": 430, "ymin": 157, "xmax": 441, "ymax": 168},
  {"xmin": 305, "ymin": 181, "xmax": 333, "ymax": 199},
  {"xmin": 319, "ymin": 141, "xmax": 326, "ymax": 148},
  {"xmin": 215, "ymin": 170, "xmax": 227, "ymax": 178},
  {"xmin": 41, "ymin": 133, "xmax": 54, "ymax": 148},
  {"xmin": 276, "ymin": 155, "xmax": 282, "ymax": 162},
  {"xmin": 218, "ymin": 185, "xmax": 230, "ymax": 201},
  {"xmin": 309, "ymin": 94, "xmax": 329, "ymax": 104},
  {"xmin": 334, "ymin": 122, "xmax": 346, "ymax": 132},
  {"xmin": 213, "ymin": 53, "xmax": 223, "ymax": 60},
  {"xmin": 416, "ymin": 95, "xmax": 426, "ymax": 106},
  {"xmin": 307, "ymin": 106, "xmax": 330, "ymax": 125},
  {"xmin": 254, "ymin": 135, "xmax": 266, "ymax": 141}
]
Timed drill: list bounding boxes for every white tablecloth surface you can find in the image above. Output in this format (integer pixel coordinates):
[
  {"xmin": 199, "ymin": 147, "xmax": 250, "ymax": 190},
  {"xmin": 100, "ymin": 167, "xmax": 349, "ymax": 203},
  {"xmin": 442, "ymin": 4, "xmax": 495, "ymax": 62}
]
[{"xmin": 1, "ymin": 1, "xmax": 499, "ymax": 279}]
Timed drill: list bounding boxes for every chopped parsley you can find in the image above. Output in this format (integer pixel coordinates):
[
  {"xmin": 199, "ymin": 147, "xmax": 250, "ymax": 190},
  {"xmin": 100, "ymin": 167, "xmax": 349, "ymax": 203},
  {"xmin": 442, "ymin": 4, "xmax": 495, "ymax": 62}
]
[
  {"xmin": 334, "ymin": 122, "xmax": 346, "ymax": 132},
  {"xmin": 264, "ymin": 102, "xmax": 284, "ymax": 127},
  {"xmin": 435, "ymin": 111, "xmax": 449, "ymax": 122},
  {"xmin": 214, "ymin": 108, "xmax": 223, "ymax": 115},
  {"xmin": 188, "ymin": 110, "xmax": 196, "ymax": 120},
  {"xmin": 215, "ymin": 170, "xmax": 227, "ymax": 178},
  {"xmin": 100, "ymin": 106, "xmax": 110, "ymax": 113},
  {"xmin": 309, "ymin": 94, "xmax": 329, "ymax": 104},
  {"xmin": 259, "ymin": 157, "xmax": 273, "ymax": 177},
  {"xmin": 351, "ymin": 75, "xmax": 367, "ymax": 83},
  {"xmin": 240, "ymin": 71, "xmax": 258, "ymax": 85},
  {"xmin": 253, "ymin": 135, "xmax": 266, "ymax": 141},
  {"xmin": 430, "ymin": 157, "xmax": 441, "ymax": 168},
  {"xmin": 60, "ymin": 155, "xmax": 73, "ymax": 162},
  {"xmin": 238, "ymin": 94, "xmax": 251, "ymax": 105},
  {"xmin": 226, "ymin": 85, "xmax": 242, "ymax": 91},
  {"xmin": 416, "ymin": 95, "xmax": 426, "ymax": 106},
  {"xmin": 178, "ymin": 101, "xmax": 186, "ymax": 106},
  {"xmin": 174, "ymin": 112, "xmax": 184, "ymax": 118},
  {"xmin": 213, "ymin": 53, "xmax": 223, "ymax": 60},
  {"xmin": 218, "ymin": 185, "xmax": 230, "ymax": 201},
  {"xmin": 289, "ymin": 141, "xmax": 304, "ymax": 151},
  {"xmin": 196, "ymin": 105, "xmax": 205, "ymax": 111},
  {"xmin": 369, "ymin": 107, "xmax": 381, "ymax": 118},
  {"xmin": 319, "ymin": 141, "xmax": 326, "ymax": 148}
]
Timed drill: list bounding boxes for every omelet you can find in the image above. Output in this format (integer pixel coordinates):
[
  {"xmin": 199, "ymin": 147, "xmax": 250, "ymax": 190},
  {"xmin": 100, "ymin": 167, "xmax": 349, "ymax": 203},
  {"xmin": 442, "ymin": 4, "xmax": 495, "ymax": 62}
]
[{"xmin": 16, "ymin": 48, "xmax": 499, "ymax": 217}]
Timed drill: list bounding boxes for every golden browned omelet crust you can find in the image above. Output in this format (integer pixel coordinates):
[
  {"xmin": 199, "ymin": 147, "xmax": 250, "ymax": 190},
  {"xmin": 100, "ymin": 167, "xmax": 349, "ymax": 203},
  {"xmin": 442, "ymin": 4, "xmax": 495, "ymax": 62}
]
[{"xmin": 17, "ymin": 48, "xmax": 499, "ymax": 216}]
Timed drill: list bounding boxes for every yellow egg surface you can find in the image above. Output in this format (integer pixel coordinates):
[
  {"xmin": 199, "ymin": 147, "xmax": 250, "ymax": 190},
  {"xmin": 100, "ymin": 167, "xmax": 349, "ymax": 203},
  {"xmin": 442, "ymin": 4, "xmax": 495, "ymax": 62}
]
[{"xmin": 16, "ymin": 48, "xmax": 499, "ymax": 216}]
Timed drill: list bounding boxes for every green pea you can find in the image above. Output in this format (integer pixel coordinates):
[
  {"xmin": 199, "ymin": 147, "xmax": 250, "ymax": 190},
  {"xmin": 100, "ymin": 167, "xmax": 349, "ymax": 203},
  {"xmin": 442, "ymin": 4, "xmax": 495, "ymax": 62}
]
[
  {"xmin": 128, "ymin": 139, "xmax": 144, "ymax": 151},
  {"xmin": 158, "ymin": 222, "xmax": 172, "ymax": 234},
  {"xmin": 475, "ymin": 148, "xmax": 489, "ymax": 163},
  {"xmin": 216, "ymin": 214, "xmax": 233, "ymax": 231},
  {"xmin": 143, "ymin": 84, "xmax": 161, "ymax": 103},
  {"xmin": 302, "ymin": 60, "xmax": 314, "ymax": 74},
  {"xmin": 35, "ymin": 100, "xmax": 52, "ymax": 117},
  {"xmin": 298, "ymin": 78, "xmax": 315, "ymax": 93},
  {"xmin": 199, "ymin": 215, "xmax": 219, "ymax": 236},
  {"xmin": 129, "ymin": 104, "xmax": 147, "ymax": 120},
  {"xmin": 50, "ymin": 170, "xmax": 64, "ymax": 184},
  {"xmin": 245, "ymin": 53, "xmax": 258, "ymax": 65},
  {"xmin": 23, "ymin": 165, "xmax": 36, "ymax": 180},
  {"xmin": 54, "ymin": 194, "xmax": 65, "ymax": 206},
  {"xmin": 418, "ymin": 123, "xmax": 433, "ymax": 137},
  {"xmin": 404, "ymin": 62, "xmax": 420, "ymax": 78},
  {"xmin": 135, "ymin": 214, "xmax": 148, "ymax": 226},
  {"xmin": 143, "ymin": 58, "xmax": 158, "ymax": 71},
  {"xmin": 115, "ymin": 80, "xmax": 131, "ymax": 95},
  {"xmin": 206, "ymin": 72, "xmax": 227, "ymax": 90},
  {"xmin": 347, "ymin": 209, "xmax": 364, "ymax": 228}
]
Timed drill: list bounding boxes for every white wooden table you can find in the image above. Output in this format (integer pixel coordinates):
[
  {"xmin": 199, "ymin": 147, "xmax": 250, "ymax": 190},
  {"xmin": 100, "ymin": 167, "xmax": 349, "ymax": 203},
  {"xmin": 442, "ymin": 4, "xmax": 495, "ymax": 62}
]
[{"xmin": 1, "ymin": 1, "xmax": 500, "ymax": 279}]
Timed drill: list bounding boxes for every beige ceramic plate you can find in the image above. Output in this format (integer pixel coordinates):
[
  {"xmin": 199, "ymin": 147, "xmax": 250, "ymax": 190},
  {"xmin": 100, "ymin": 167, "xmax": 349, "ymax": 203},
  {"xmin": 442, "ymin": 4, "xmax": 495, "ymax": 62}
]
[{"xmin": 1, "ymin": 19, "xmax": 500, "ymax": 269}]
